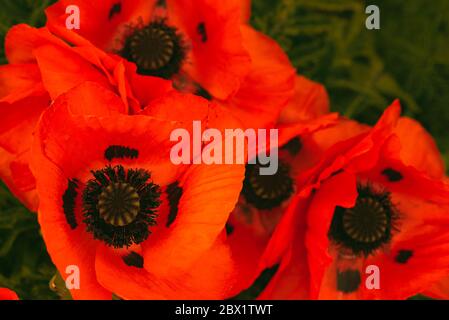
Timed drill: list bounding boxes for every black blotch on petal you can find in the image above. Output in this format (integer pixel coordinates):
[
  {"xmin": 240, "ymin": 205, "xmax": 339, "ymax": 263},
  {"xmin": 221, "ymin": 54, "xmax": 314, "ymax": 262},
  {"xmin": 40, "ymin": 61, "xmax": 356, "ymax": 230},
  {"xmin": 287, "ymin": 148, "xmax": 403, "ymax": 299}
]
[
  {"xmin": 330, "ymin": 169, "xmax": 344, "ymax": 179},
  {"xmin": 196, "ymin": 85, "xmax": 212, "ymax": 100},
  {"xmin": 382, "ymin": 168, "xmax": 403, "ymax": 182},
  {"xmin": 104, "ymin": 145, "xmax": 139, "ymax": 161},
  {"xmin": 108, "ymin": 2, "xmax": 122, "ymax": 20},
  {"xmin": 337, "ymin": 269, "xmax": 361, "ymax": 294},
  {"xmin": 122, "ymin": 252, "xmax": 144, "ymax": 268},
  {"xmin": 197, "ymin": 22, "xmax": 208, "ymax": 43},
  {"xmin": 230, "ymin": 264, "xmax": 280, "ymax": 299},
  {"xmin": 62, "ymin": 179, "xmax": 79, "ymax": 230},
  {"xmin": 166, "ymin": 182, "xmax": 183, "ymax": 227},
  {"xmin": 281, "ymin": 136, "xmax": 302, "ymax": 155},
  {"xmin": 225, "ymin": 223, "xmax": 234, "ymax": 235},
  {"xmin": 395, "ymin": 249, "xmax": 413, "ymax": 264}
]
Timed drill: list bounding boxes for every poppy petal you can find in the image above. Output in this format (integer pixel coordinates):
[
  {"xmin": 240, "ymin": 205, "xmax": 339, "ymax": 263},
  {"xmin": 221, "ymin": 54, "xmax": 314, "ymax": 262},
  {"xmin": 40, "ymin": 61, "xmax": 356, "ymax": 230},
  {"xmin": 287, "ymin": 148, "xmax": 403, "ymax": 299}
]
[
  {"xmin": 259, "ymin": 195, "xmax": 309, "ymax": 276},
  {"xmin": 258, "ymin": 249, "xmax": 309, "ymax": 300},
  {"xmin": 277, "ymin": 113, "xmax": 339, "ymax": 148},
  {"xmin": 0, "ymin": 64, "xmax": 42, "ymax": 103},
  {"xmin": 296, "ymin": 101, "xmax": 400, "ymax": 194},
  {"xmin": 0, "ymin": 288, "xmax": 19, "ymax": 300},
  {"xmin": 0, "ymin": 95, "xmax": 48, "ymax": 157},
  {"xmin": 0, "ymin": 151, "xmax": 39, "ymax": 211},
  {"xmin": 0, "ymin": 93, "xmax": 49, "ymax": 211},
  {"xmin": 34, "ymin": 44, "xmax": 113, "ymax": 100},
  {"xmin": 364, "ymin": 209, "xmax": 449, "ymax": 299},
  {"xmin": 360, "ymin": 137, "xmax": 449, "ymax": 204},
  {"xmin": 167, "ymin": 0, "xmax": 251, "ymax": 100},
  {"xmin": 221, "ymin": 25, "xmax": 296, "ymax": 129},
  {"xmin": 226, "ymin": 205, "xmax": 277, "ymax": 296},
  {"xmin": 141, "ymin": 91, "xmax": 211, "ymax": 122},
  {"xmin": 278, "ymin": 75, "xmax": 330, "ymax": 125},
  {"xmin": 315, "ymin": 248, "xmax": 366, "ymax": 300},
  {"xmin": 394, "ymin": 117, "xmax": 445, "ymax": 179},
  {"xmin": 96, "ymin": 239, "xmax": 235, "ymax": 299},
  {"xmin": 5, "ymin": 24, "xmax": 67, "ymax": 64},
  {"xmin": 423, "ymin": 277, "xmax": 449, "ymax": 300},
  {"xmin": 141, "ymin": 162, "xmax": 245, "ymax": 278},
  {"xmin": 141, "ymin": 91, "xmax": 244, "ymax": 134},
  {"xmin": 258, "ymin": 198, "xmax": 310, "ymax": 300},
  {"xmin": 127, "ymin": 66, "xmax": 174, "ymax": 107}
]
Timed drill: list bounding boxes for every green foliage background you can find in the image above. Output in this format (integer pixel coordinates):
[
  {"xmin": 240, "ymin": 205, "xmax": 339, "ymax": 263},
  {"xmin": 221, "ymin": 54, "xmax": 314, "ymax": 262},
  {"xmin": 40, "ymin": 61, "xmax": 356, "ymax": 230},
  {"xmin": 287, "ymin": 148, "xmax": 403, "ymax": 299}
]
[{"xmin": 0, "ymin": 0, "xmax": 448, "ymax": 299}]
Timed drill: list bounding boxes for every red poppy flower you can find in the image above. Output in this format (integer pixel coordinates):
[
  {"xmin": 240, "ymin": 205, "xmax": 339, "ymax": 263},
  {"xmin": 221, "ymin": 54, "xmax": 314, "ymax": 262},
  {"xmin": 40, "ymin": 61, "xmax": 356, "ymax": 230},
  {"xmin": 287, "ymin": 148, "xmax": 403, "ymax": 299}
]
[
  {"xmin": 225, "ymin": 76, "xmax": 338, "ymax": 295},
  {"xmin": 45, "ymin": 0, "xmax": 295, "ymax": 129},
  {"xmin": 30, "ymin": 83, "xmax": 245, "ymax": 299},
  {"xmin": 0, "ymin": 24, "xmax": 172, "ymax": 210},
  {"xmin": 0, "ymin": 288, "xmax": 19, "ymax": 300},
  {"xmin": 46, "ymin": 0, "xmax": 250, "ymax": 97},
  {"xmin": 257, "ymin": 101, "xmax": 449, "ymax": 300}
]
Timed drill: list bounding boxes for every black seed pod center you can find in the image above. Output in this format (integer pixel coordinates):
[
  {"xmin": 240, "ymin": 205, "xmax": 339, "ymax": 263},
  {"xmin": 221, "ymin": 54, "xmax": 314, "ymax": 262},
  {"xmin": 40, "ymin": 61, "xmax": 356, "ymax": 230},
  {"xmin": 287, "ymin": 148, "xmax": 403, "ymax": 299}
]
[
  {"xmin": 242, "ymin": 160, "xmax": 294, "ymax": 210},
  {"xmin": 97, "ymin": 182, "xmax": 140, "ymax": 226},
  {"xmin": 121, "ymin": 19, "xmax": 186, "ymax": 79},
  {"xmin": 343, "ymin": 197, "xmax": 388, "ymax": 244},
  {"xmin": 82, "ymin": 165, "xmax": 161, "ymax": 248},
  {"xmin": 329, "ymin": 184, "xmax": 399, "ymax": 256}
]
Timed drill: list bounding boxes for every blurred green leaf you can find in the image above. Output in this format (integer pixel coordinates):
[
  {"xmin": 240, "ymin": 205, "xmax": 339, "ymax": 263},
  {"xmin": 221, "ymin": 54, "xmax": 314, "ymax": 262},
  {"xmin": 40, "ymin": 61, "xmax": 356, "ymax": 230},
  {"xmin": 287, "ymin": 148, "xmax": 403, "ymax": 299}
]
[
  {"xmin": 0, "ymin": 0, "xmax": 52, "ymax": 64},
  {"xmin": 0, "ymin": 183, "xmax": 57, "ymax": 299}
]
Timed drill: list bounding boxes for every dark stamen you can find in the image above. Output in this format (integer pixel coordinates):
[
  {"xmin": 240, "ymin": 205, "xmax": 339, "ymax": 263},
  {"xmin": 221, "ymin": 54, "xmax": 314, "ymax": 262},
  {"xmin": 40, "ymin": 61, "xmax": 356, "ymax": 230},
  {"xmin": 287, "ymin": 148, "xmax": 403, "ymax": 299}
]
[
  {"xmin": 166, "ymin": 182, "xmax": 182, "ymax": 227},
  {"xmin": 104, "ymin": 145, "xmax": 138, "ymax": 162},
  {"xmin": 120, "ymin": 19, "xmax": 186, "ymax": 79},
  {"xmin": 62, "ymin": 179, "xmax": 79, "ymax": 230},
  {"xmin": 382, "ymin": 168, "xmax": 403, "ymax": 182},
  {"xmin": 337, "ymin": 269, "xmax": 361, "ymax": 294},
  {"xmin": 242, "ymin": 160, "xmax": 294, "ymax": 210},
  {"xmin": 329, "ymin": 184, "xmax": 399, "ymax": 256},
  {"xmin": 82, "ymin": 165, "xmax": 161, "ymax": 248},
  {"xmin": 123, "ymin": 251, "xmax": 144, "ymax": 268}
]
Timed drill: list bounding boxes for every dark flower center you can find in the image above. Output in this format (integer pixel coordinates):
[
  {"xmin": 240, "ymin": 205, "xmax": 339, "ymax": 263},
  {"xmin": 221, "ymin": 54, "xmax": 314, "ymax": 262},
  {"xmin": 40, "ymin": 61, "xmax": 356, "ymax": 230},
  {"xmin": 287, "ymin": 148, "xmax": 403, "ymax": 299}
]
[
  {"xmin": 82, "ymin": 165, "xmax": 161, "ymax": 248},
  {"xmin": 242, "ymin": 160, "xmax": 294, "ymax": 210},
  {"xmin": 120, "ymin": 19, "xmax": 186, "ymax": 79},
  {"xmin": 97, "ymin": 182, "xmax": 140, "ymax": 226},
  {"xmin": 329, "ymin": 184, "xmax": 399, "ymax": 256}
]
